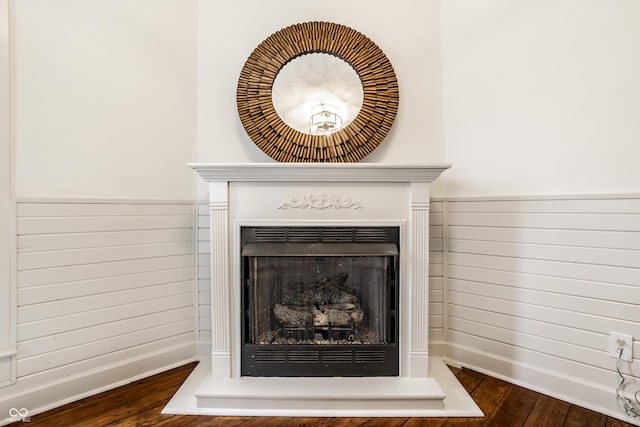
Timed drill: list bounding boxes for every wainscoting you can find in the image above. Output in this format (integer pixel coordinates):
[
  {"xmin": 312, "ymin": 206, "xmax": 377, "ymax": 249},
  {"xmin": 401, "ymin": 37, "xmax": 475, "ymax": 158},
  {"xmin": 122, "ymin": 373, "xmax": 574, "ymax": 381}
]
[
  {"xmin": 196, "ymin": 203, "xmax": 212, "ymax": 346},
  {"xmin": 0, "ymin": 200, "xmax": 196, "ymax": 423},
  {"xmin": 427, "ymin": 199, "xmax": 446, "ymax": 354},
  {"xmin": 2, "ymin": 195, "xmax": 638, "ymax": 424},
  {"xmin": 445, "ymin": 194, "xmax": 640, "ymax": 424}
]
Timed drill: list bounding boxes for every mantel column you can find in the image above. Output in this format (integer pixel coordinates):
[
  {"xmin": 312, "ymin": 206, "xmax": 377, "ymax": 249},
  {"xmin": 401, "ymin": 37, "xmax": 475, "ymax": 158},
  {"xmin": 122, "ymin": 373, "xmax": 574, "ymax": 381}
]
[
  {"xmin": 408, "ymin": 181, "xmax": 431, "ymax": 377},
  {"xmin": 208, "ymin": 182, "xmax": 231, "ymax": 378}
]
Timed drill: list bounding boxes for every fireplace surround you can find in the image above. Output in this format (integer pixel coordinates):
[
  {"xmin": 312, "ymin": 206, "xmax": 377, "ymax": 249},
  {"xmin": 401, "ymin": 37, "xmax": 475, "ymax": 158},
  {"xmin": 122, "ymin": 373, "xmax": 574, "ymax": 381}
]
[
  {"xmin": 182, "ymin": 162, "xmax": 478, "ymax": 416},
  {"xmin": 240, "ymin": 225, "xmax": 400, "ymax": 377}
]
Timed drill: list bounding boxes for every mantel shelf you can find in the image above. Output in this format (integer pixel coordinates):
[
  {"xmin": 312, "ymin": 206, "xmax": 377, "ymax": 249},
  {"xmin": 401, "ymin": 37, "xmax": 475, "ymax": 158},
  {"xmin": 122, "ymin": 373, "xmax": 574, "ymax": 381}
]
[{"xmin": 189, "ymin": 163, "xmax": 451, "ymax": 183}]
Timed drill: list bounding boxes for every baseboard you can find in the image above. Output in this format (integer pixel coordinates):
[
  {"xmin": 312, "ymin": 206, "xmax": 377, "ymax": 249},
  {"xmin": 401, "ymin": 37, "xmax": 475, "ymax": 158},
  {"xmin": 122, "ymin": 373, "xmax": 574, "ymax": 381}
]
[
  {"xmin": 195, "ymin": 340, "xmax": 211, "ymax": 360},
  {"xmin": 0, "ymin": 342, "xmax": 196, "ymax": 426},
  {"xmin": 428, "ymin": 340, "xmax": 448, "ymax": 358},
  {"xmin": 446, "ymin": 343, "xmax": 640, "ymax": 426}
]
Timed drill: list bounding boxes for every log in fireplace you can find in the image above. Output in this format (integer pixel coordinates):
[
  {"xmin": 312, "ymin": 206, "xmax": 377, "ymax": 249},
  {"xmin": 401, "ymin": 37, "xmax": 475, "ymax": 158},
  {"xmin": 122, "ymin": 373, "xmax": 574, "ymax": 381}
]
[{"xmin": 241, "ymin": 226, "xmax": 400, "ymax": 376}]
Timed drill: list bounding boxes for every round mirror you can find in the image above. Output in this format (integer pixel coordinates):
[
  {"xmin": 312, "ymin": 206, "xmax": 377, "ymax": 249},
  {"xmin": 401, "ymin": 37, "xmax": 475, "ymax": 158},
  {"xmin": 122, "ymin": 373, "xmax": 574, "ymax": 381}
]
[
  {"xmin": 271, "ymin": 53, "xmax": 364, "ymax": 135},
  {"xmin": 237, "ymin": 21, "xmax": 399, "ymax": 162}
]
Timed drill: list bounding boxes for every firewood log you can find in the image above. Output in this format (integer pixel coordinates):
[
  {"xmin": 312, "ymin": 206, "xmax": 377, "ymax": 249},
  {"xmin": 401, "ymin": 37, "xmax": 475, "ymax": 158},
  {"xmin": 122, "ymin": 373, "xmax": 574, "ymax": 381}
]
[
  {"xmin": 312, "ymin": 303, "xmax": 364, "ymax": 327},
  {"xmin": 273, "ymin": 303, "xmax": 313, "ymax": 327},
  {"xmin": 314, "ymin": 284, "xmax": 357, "ymax": 305}
]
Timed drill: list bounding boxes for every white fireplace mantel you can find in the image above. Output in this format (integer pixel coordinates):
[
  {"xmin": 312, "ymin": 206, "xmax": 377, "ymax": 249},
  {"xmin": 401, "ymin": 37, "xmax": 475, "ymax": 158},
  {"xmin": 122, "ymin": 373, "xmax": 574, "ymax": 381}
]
[
  {"xmin": 180, "ymin": 162, "xmax": 480, "ymax": 417},
  {"xmin": 189, "ymin": 162, "xmax": 451, "ymax": 183}
]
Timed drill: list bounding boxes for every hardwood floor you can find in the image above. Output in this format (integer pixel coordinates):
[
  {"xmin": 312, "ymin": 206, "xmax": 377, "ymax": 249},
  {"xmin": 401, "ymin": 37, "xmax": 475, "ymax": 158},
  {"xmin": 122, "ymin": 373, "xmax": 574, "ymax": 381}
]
[{"xmin": 9, "ymin": 362, "xmax": 636, "ymax": 427}]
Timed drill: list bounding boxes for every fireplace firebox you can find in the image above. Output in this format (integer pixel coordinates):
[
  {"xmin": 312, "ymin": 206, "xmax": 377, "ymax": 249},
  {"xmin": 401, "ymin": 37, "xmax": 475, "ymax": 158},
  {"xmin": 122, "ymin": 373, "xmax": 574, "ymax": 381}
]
[{"xmin": 241, "ymin": 226, "xmax": 400, "ymax": 377}]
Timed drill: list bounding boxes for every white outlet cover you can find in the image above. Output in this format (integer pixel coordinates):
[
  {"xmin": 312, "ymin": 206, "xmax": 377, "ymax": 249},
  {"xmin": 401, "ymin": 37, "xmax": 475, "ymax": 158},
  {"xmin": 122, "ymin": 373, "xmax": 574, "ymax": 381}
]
[{"xmin": 609, "ymin": 332, "xmax": 633, "ymax": 362}]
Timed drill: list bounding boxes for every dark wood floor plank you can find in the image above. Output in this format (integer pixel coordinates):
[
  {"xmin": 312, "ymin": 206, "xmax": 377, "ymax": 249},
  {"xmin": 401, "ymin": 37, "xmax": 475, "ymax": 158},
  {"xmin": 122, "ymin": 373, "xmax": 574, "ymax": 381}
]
[
  {"xmin": 105, "ymin": 402, "xmax": 173, "ymax": 427},
  {"xmin": 65, "ymin": 402, "xmax": 162, "ymax": 427},
  {"xmin": 483, "ymin": 384, "xmax": 539, "ymax": 427},
  {"xmin": 306, "ymin": 418, "xmax": 371, "ymax": 427},
  {"xmin": 564, "ymin": 405, "xmax": 607, "ymax": 427},
  {"xmin": 8, "ymin": 362, "xmax": 630, "ymax": 427},
  {"xmin": 123, "ymin": 411, "xmax": 251, "ymax": 427},
  {"xmin": 279, "ymin": 417, "xmax": 362, "ymax": 427},
  {"xmin": 21, "ymin": 372, "xmax": 192, "ymax": 426},
  {"xmin": 523, "ymin": 394, "xmax": 570, "ymax": 427},
  {"xmin": 196, "ymin": 416, "xmax": 256, "ymax": 427},
  {"xmin": 157, "ymin": 416, "xmax": 262, "ymax": 427},
  {"xmin": 403, "ymin": 417, "xmax": 448, "ymax": 427},
  {"xmin": 455, "ymin": 368, "xmax": 486, "ymax": 394},
  {"xmin": 469, "ymin": 375, "xmax": 512, "ymax": 418},
  {"xmin": 360, "ymin": 418, "xmax": 409, "ymax": 427},
  {"xmin": 605, "ymin": 416, "xmax": 638, "ymax": 427},
  {"xmin": 239, "ymin": 416, "xmax": 298, "ymax": 426},
  {"xmin": 24, "ymin": 362, "xmax": 198, "ymax": 426},
  {"xmin": 441, "ymin": 419, "xmax": 485, "ymax": 426},
  {"xmin": 277, "ymin": 417, "xmax": 331, "ymax": 427},
  {"xmin": 448, "ymin": 365, "xmax": 463, "ymax": 376}
]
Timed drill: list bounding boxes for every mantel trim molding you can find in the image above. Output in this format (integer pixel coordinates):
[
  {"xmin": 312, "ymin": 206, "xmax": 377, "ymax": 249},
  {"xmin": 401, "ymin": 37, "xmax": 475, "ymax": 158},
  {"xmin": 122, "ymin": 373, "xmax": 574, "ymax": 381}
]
[{"xmin": 189, "ymin": 163, "xmax": 451, "ymax": 183}]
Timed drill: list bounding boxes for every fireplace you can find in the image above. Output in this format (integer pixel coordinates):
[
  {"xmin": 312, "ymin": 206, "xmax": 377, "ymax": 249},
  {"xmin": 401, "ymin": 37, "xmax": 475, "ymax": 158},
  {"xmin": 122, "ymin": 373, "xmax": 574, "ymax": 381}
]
[
  {"xmin": 181, "ymin": 163, "xmax": 476, "ymax": 416},
  {"xmin": 241, "ymin": 226, "xmax": 399, "ymax": 377}
]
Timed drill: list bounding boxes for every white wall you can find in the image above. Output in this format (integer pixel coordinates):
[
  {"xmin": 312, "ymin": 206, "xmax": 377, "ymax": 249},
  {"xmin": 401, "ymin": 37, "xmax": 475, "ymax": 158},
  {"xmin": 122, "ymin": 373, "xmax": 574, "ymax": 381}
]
[
  {"xmin": 441, "ymin": 0, "xmax": 640, "ymax": 197},
  {"xmin": 12, "ymin": 0, "xmax": 197, "ymax": 200},
  {"xmin": 195, "ymin": 0, "xmax": 446, "ymax": 197}
]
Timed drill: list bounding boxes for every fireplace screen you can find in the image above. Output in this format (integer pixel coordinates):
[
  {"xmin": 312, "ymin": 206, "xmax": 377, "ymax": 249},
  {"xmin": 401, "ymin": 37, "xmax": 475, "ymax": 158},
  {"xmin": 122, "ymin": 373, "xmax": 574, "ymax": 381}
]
[{"xmin": 241, "ymin": 227, "xmax": 399, "ymax": 377}]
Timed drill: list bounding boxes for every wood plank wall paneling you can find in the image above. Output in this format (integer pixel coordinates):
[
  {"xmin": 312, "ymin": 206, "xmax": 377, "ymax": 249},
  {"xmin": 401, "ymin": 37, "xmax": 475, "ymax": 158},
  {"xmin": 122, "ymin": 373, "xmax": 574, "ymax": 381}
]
[
  {"xmin": 429, "ymin": 199, "xmax": 445, "ymax": 344},
  {"xmin": 195, "ymin": 201, "xmax": 447, "ymax": 347},
  {"xmin": 15, "ymin": 201, "xmax": 196, "ymax": 379},
  {"xmin": 9, "ymin": 196, "xmax": 637, "ymax": 420},
  {"xmin": 446, "ymin": 196, "xmax": 640, "ymax": 390},
  {"xmin": 197, "ymin": 203, "xmax": 212, "ymax": 344}
]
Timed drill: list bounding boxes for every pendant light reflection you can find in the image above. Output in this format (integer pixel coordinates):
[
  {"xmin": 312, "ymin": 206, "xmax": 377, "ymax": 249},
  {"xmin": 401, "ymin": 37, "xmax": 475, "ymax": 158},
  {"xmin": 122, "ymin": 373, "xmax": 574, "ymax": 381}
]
[{"xmin": 309, "ymin": 104, "xmax": 343, "ymax": 135}]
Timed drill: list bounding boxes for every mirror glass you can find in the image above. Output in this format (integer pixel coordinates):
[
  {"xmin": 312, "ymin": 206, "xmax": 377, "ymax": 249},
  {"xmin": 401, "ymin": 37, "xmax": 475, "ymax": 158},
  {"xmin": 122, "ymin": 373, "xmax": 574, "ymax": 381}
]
[{"xmin": 272, "ymin": 53, "xmax": 364, "ymax": 135}]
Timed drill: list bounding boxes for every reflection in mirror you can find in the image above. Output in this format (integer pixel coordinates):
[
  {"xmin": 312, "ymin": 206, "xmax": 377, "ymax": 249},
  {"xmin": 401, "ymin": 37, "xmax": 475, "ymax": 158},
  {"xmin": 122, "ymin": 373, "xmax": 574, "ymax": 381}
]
[{"xmin": 272, "ymin": 53, "xmax": 364, "ymax": 135}]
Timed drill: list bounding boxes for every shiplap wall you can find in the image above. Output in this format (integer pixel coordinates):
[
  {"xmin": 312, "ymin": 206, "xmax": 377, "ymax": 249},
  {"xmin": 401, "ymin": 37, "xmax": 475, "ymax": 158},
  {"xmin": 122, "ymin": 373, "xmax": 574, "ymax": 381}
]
[
  {"xmin": 445, "ymin": 195, "xmax": 640, "ymax": 422},
  {"xmin": 428, "ymin": 199, "xmax": 446, "ymax": 353},
  {"xmin": 197, "ymin": 203, "xmax": 212, "ymax": 346},
  {"xmin": 0, "ymin": 200, "xmax": 196, "ymax": 421},
  {"xmin": 195, "ymin": 200, "xmax": 447, "ymax": 352}
]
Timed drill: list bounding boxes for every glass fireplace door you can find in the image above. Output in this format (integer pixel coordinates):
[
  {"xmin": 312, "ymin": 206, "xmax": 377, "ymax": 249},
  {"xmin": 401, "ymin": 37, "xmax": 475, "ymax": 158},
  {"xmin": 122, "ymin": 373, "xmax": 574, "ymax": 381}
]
[{"xmin": 241, "ymin": 227, "xmax": 399, "ymax": 377}]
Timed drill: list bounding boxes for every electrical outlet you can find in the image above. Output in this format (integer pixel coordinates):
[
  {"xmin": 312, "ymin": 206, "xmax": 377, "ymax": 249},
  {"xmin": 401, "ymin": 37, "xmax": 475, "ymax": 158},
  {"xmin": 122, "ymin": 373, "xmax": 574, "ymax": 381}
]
[{"xmin": 609, "ymin": 332, "xmax": 633, "ymax": 362}]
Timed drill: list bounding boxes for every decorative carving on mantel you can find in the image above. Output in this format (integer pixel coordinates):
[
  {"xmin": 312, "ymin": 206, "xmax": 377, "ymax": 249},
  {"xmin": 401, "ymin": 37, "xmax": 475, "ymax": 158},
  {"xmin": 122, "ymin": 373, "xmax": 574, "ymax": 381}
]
[{"xmin": 278, "ymin": 193, "xmax": 362, "ymax": 210}]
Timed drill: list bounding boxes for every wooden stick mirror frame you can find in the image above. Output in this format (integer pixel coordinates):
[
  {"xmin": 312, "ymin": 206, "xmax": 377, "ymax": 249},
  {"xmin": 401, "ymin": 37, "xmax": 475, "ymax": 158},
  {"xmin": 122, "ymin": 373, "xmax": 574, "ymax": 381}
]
[{"xmin": 237, "ymin": 21, "xmax": 399, "ymax": 163}]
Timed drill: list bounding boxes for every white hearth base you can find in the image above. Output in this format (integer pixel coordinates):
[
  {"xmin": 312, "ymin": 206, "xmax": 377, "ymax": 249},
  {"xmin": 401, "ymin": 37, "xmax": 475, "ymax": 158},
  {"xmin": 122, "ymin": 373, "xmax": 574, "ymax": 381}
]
[
  {"xmin": 195, "ymin": 377, "xmax": 445, "ymax": 413},
  {"xmin": 163, "ymin": 356, "xmax": 482, "ymax": 417}
]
